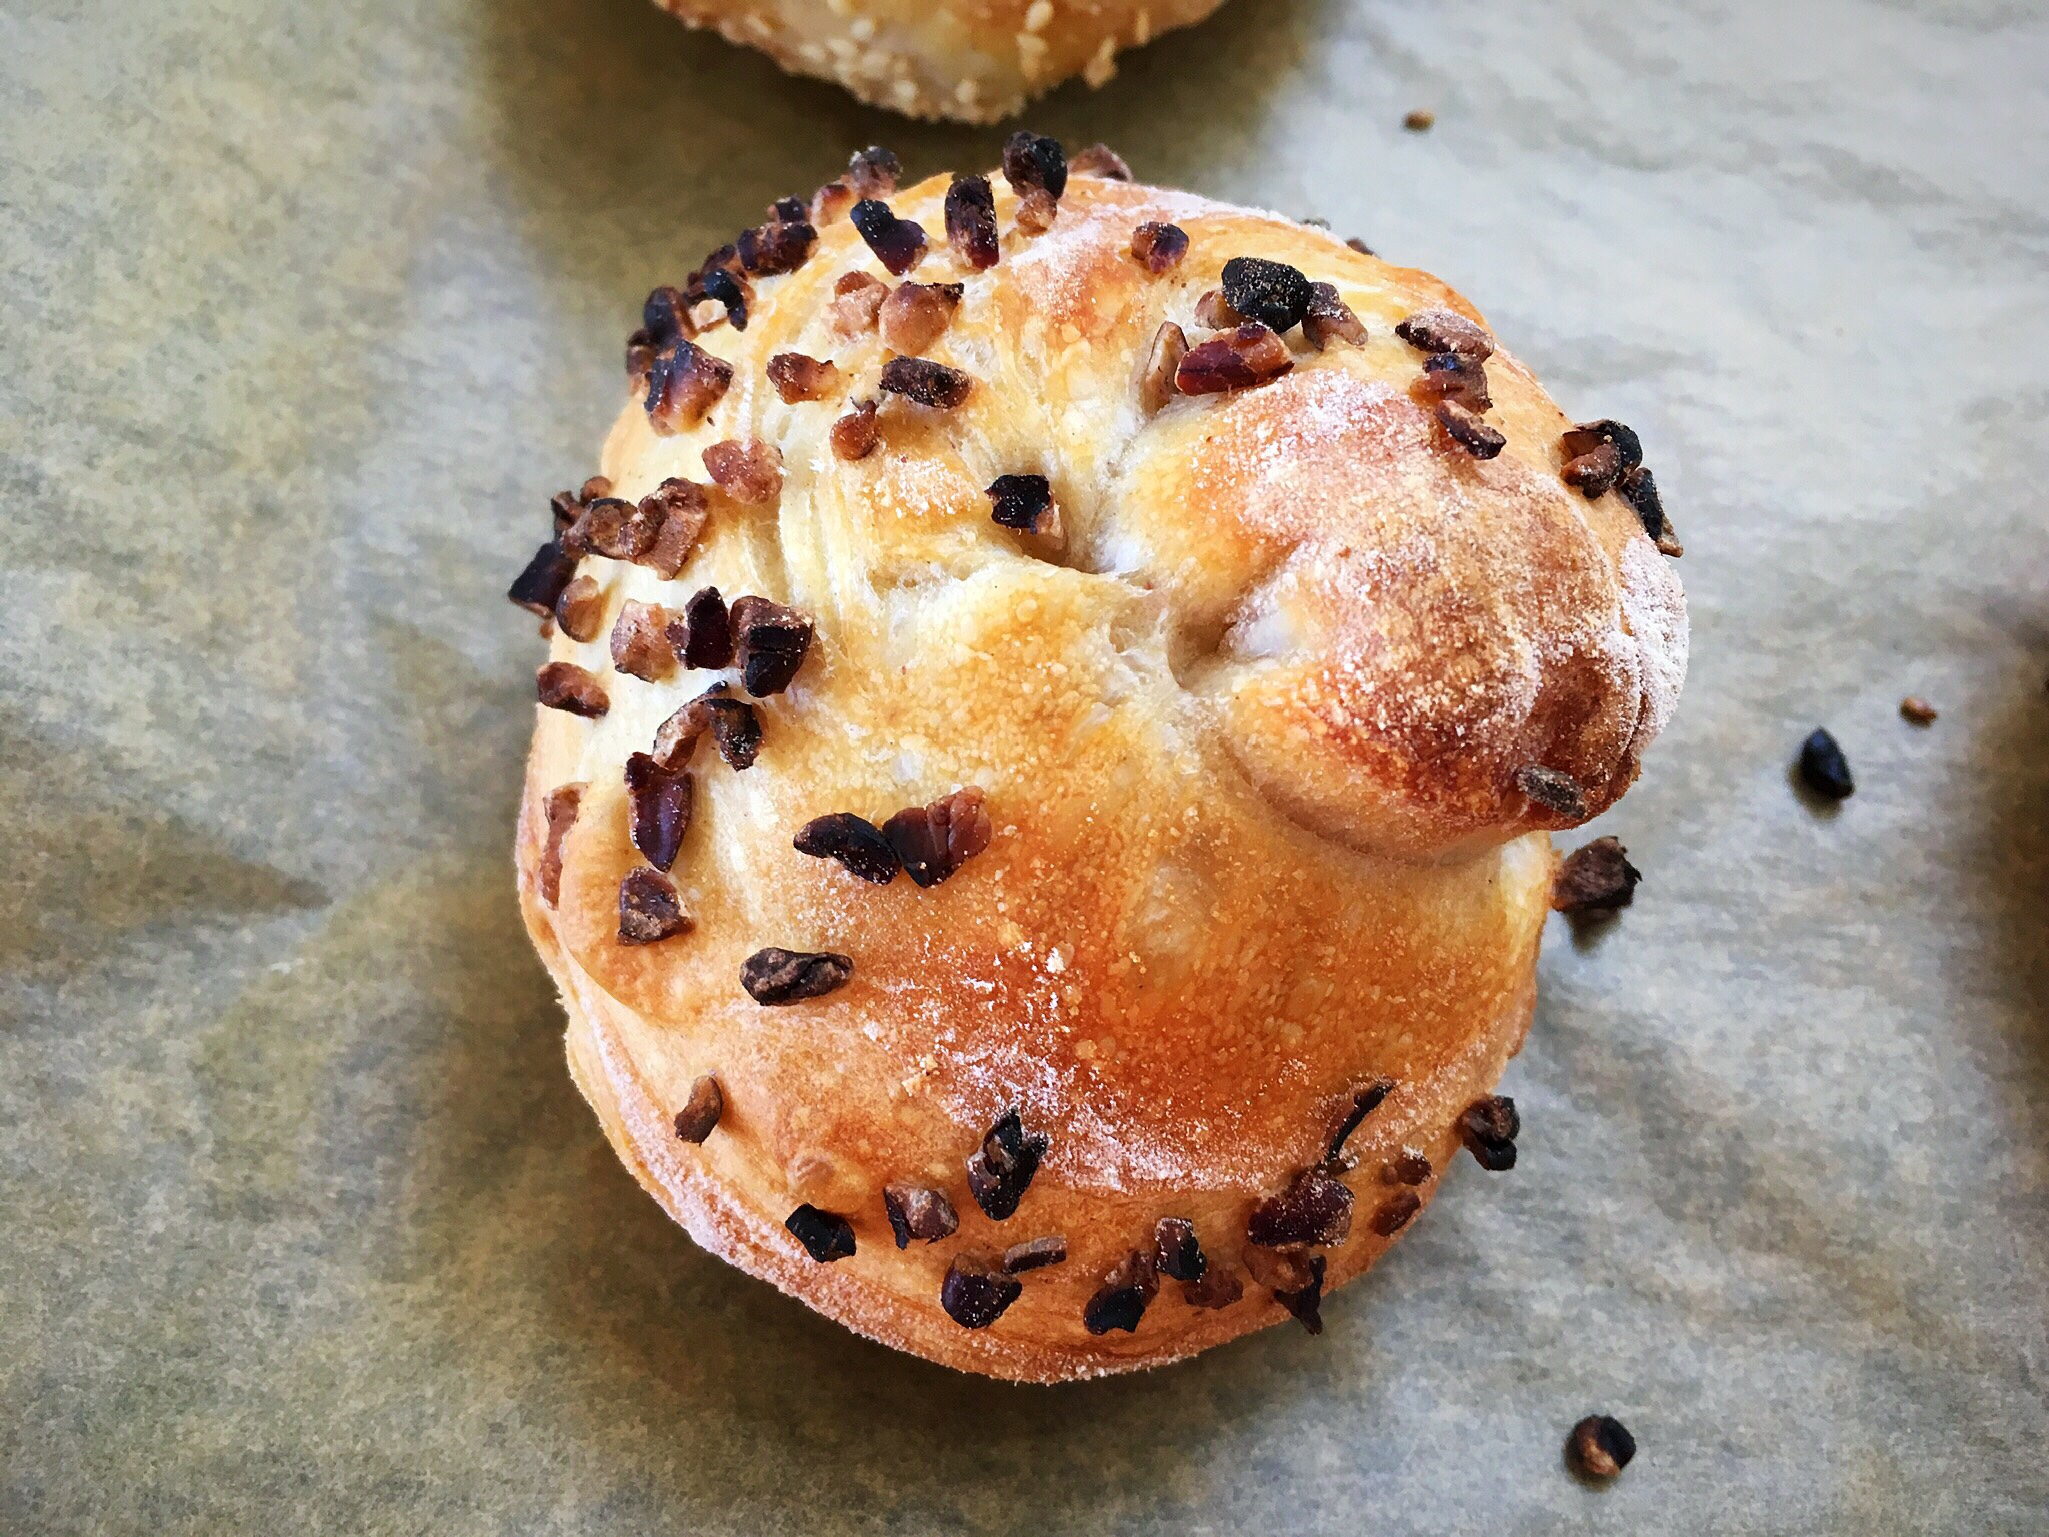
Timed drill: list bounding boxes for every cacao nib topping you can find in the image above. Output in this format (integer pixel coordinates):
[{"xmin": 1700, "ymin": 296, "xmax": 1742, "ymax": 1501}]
[
  {"xmin": 1139, "ymin": 320, "xmax": 1187, "ymax": 414},
  {"xmin": 737, "ymin": 217, "xmax": 816, "ymax": 276},
  {"xmin": 1515, "ymin": 764, "xmax": 1590, "ymax": 820},
  {"xmin": 1561, "ymin": 418, "xmax": 1644, "ymax": 471},
  {"xmin": 508, "ymin": 538, "xmax": 578, "ymax": 618},
  {"xmin": 1552, "ymin": 836, "xmax": 1641, "ymax": 915},
  {"xmin": 850, "ymin": 197, "xmax": 928, "ymax": 276},
  {"xmin": 1434, "ymin": 400, "xmax": 1506, "ymax": 459},
  {"xmin": 845, "ymin": 145, "xmax": 902, "ymax": 198},
  {"xmin": 1013, "ymin": 187, "xmax": 1058, "ymax": 235},
  {"xmin": 702, "ymin": 693, "xmax": 762, "ymax": 771},
  {"xmin": 575, "ymin": 496, "xmax": 659, "ymax": 562},
  {"xmin": 1247, "ymin": 1167, "xmax": 1354, "ymax": 1248},
  {"xmin": 624, "ymin": 750, "xmax": 693, "ymax": 872},
  {"xmin": 1083, "ymin": 1250, "xmax": 1158, "ymax": 1336},
  {"xmin": 882, "ymin": 786, "xmax": 992, "ymax": 887},
  {"xmin": 536, "ymin": 661, "xmax": 609, "ymax": 718},
  {"xmin": 941, "ymin": 1253, "xmax": 1022, "ymax": 1329},
  {"xmin": 794, "ymin": 812, "xmax": 902, "ymax": 885},
  {"xmin": 684, "ymin": 239, "xmax": 741, "ymax": 298},
  {"xmin": 1194, "ymin": 288, "xmax": 1244, "ymax": 329},
  {"xmin": 1002, "ymin": 131, "xmax": 1068, "ymax": 200},
  {"xmin": 741, "ymin": 947, "xmax": 854, "ymax": 1005},
  {"xmin": 986, "ymin": 473, "xmax": 1053, "ymax": 532},
  {"xmin": 1001, "ymin": 1235, "xmax": 1068, "ymax": 1273},
  {"xmin": 1324, "ymin": 1078, "xmax": 1396, "ymax": 1167},
  {"xmin": 1175, "ymin": 324, "xmax": 1295, "ymax": 394},
  {"xmin": 1568, "ymin": 1415, "xmax": 1637, "ymax": 1480},
  {"xmin": 1303, "ymin": 282, "xmax": 1368, "ymax": 350},
  {"xmin": 1130, "ymin": 221, "xmax": 1189, "ymax": 274},
  {"xmin": 811, "ymin": 178, "xmax": 855, "ymax": 227},
  {"xmin": 610, "ymin": 599, "xmax": 678, "ymax": 682},
  {"xmin": 770, "ymin": 195, "xmax": 807, "ymax": 223},
  {"xmin": 879, "ymin": 280, "xmax": 964, "ymax": 354},
  {"xmin": 729, "ymin": 595, "xmax": 815, "ymax": 696},
  {"xmin": 1394, "ymin": 308, "xmax": 1494, "ymax": 360},
  {"xmin": 879, "ymin": 356, "xmax": 973, "ymax": 409},
  {"xmin": 1221, "ymin": 256, "xmax": 1314, "ymax": 333},
  {"xmin": 785, "ymin": 1204, "xmax": 856, "ymax": 1263},
  {"xmin": 551, "ymin": 476, "xmax": 612, "ymax": 535},
  {"xmin": 1900, "ymin": 695, "xmax": 1939, "ymax": 725},
  {"xmin": 637, "ymin": 478, "xmax": 710, "ymax": 579},
  {"xmin": 965, "ymin": 1107, "xmax": 1048, "ymax": 1221},
  {"xmin": 641, "ymin": 286, "xmax": 690, "ymax": 349},
  {"xmin": 1619, "ymin": 464, "xmax": 1682, "ymax": 554},
  {"xmin": 1459, "ymin": 1095, "xmax": 1520, "ymax": 1171},
  {"xmin": 945, "ymin": 173, "xmax": 1000, "ymax": 271},
  {"xmin": 1370, "ymin": 1189, "xmax": 1421, "ymax": 1236},
  {"xmin": 668, "ymin": 586, "xmax": 733, "ymax": 670},
  {"xmin": 1153, "ymin": 1217, "xmax": 1206, "ymax": 1282},
  {"xmin": 673, "ymin": 1074, "xmax": 723, "ymax": 1143},
  {"xmin": 830, "ymin": 398, "xmax": 881, "ymax": 460},
  {"xmin": 1412, "ymin": 351, "xmax": 1492, "ymax": 412},
  {"xmin": 1242, "ymin": 1243, "xmax": 1315, "ymax": 1293},
  {"xmin": 767, "ymin": 351, "xmax": 840, "ymax": 403},
  {"xmin": 829, "ymin": 270, "xmax": 888, "ymax": 336},
  {"xmin": 1068, "ymin": 142, "xmax": 1132, "ymax": 180},
  {"xmin": 1346, "ymin": 236, "xmax": 1375, "ymax": 255},
  {"xmin": 698, "ymin": 266, "xmax": 749, "ymax": 331},
  {"xmin": 1271, "ymin": 1253, "xmax": 1327, "ymax": 1334},
  {"xmin": 644, "ymin": 341, "xmax": 733, "ymax": 434},
  {"xmin": 1562, "ymin": 440, "xmax": 1623, "ymax": 499},
  {"xmin": 883, "ymin": 1183, "xmax": 959, "ymax": 1248},
  {"xmin": 537, "ymin": 782, "xmax": 584, "ymax": 908},
  {"xmin": 1798, "ymin": 727, "xmax": 1855, "ymax": 800},
  {"xmin": 1182, "ymin": 1263, "xmax": 1244, "ymax": 1310},
  {"xmin": 618, "ymin": 866, "xmax": 690, "ymax": 944},
  {"xmin": 703, "ymin": 438, "xmax": 784, "ymax": 505},
  {"xmin": 1384, "ymin": 1148, "xmax": 1432, "ymax": 1186}
]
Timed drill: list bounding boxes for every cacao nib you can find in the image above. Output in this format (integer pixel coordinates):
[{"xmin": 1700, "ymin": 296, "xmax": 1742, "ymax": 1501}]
[
  {"xmin": 879, "ymin": 356, "xmax": 973, "ymax": 409},
  {"xmin": 651, "ymin": 682, "xmax": 758, "ymax": 771},
  {"xmin": 698, "ymin": 266, "xmax": 749, "ymax": 331},
  {"xmin": 1552, "ymin": 836, "xmax": 1641, "ymax": 914},
  {"xmin": 1001, "ymin": 131, "xmax": 1067, "ymax": 199},
  {"xmin": 644, "ymin": 341, "xmax": 733, "ymax": 434},
  {"xmin": 1324, "ymin": 1078, "xmax": 1395, "ymax": 1167},
  {"xmin": 673, "ymin": 1074, "xmax": 722, "ymax": 1143},
  {"xmin": 770, "ymin": 195, "xmax": 807, "ymax": 223},
  {"xmin": 879, "ymin": 280, "xmax": 964, "ymax": 354},
  {"xmin": 1194, "ymin": 288, "xmax": 1243, "ymax": 329},
  {"xmin": 882, "ymin": 787, "xmax": 991, "ymax": 887},
  {"xmin": 1242, "ymin": 1243, "xmax": 1315, "ymax": 1293},
  {"xmin": 576, "ymin": 496, "xmax": 660, "ymax": 562},
  {"xmin": 508, "ymin": 538, "xmax": 578, "ymax": 618},
  {"xmin": 641, "ymin": 286, "xmax": 690, "ymax": 349},
  {"xmin": 618, "ymin": 867, "xmax": 689, "ymax": 944},
  {"xmin": 830, "ymin": 398, "xmax": 881, "ymax": 460},
  {"xmin": 1900, "ymin": 696, "xmax": 1939, "ymax": 725},
  {"xmin": 883, "ymin": 1183, "xmax": 959, "ymax": 1248},
  {"xmin": 1013, "ymin": 188, "xmax": 1057, "ymax": 234},
  {"xmin": 1175, "ymin": 324, "xmax": 1294, "ymax": 393},
  {"xmin": 1434, "ymin": 399, "xmax": 1506, "ymax": 459},
  {"xmin": 1068, "ymin": 143, "xmax": 1131, "ymax": 179},
  {"xmin": 551, "ymin": 476, "xmax": 611, "ymax": 536},
  {"xmin": 1346, "ymin": 236, "xmax": 1375, "ymax": 255},
  {"xmin": 829, "ymin": 270, "xmax": 888, "ymax": 336},
  {"xmin": 1083, "ymin": 1250, "xmax": 1157, "ymax": 1336},
  {"xmin": 941, "ymin": 1253, "xmax": 1022, "ymax": 1329},
  {"xmin": 1619, "ymin": 464, "xmax": 1682, "ymax": 555},
  {"xmin": 845, "ymin": 145, "xmax": 901, "ymax": 198},
  {"xmin": 741, "ymin": 947, "xmax": 854, "ymax": 1005},
  {"xmin": 1153, "ymin": 1217, "xmax": 1205, "ymax": 1282},
  {"xmin": 1130, "ymin": 221, "xmax": 1189, "ymax": 274},
  {"xmin": 1220, "ymin": 256, "xmax": 1314, "ymax": 333},
  {"xmin": 811, "ymin": 178, "xmax": 855, "ymax": 226},
  {"xmin": 1411, "ymin": 351, "xmax": 1492, "ymax": 412},
  {"xmin": 1515, "ymin": 764, "xmax": 1589, "ymax": 820},
  {"xmin": 1404, "ymin": 107, "xmax": 1435, "ymax": 131},
  {"xmin": 1247, "ymin": 1167, "xmax": 1353, "ymax": 1248},
  {"xmin": 1394, "ymin": 308, "xmax": 1494, "ymax": 360},
  {"xmin": 1568, "ymin": 1415, "xmax": 1637, "ymax": 1480},
  {"xmin": 729, "ymin": 595, "xmax": 814, "ymax": 696},
  {"xmin": 785, "ymin": 1204, "xmax": 856, "ymax": 1262},
  {"xmin": 536, "ymin": 661, "xmax": 608, "ymax": 718},
  {"xmin": 1560, "ymin": 419, "xmax": 1643, "ymax": 471},
  {"xmin": 703, "ymin": 438, "xmax": 783, "ymax": 505},
  {"xmin": 945, "ymin": 173, "xmax": 999, "ymax": 271},
  {"xmin": 1562, "ymin": 441, "xmax": 1624, "ymax": 499},
  {"xmin": 1370, "ymin": 1189, "xmax": 1421, "ymax": 1236},
  {"xmin": 965, "ymin": 1106, "xmax": 1047, "ymax": 1220},
  {"xmin": 1303, "ymin": 282, "xmax": 1368, "ymax": 349},
  {"xmin": 1798, "ymin": 727, "xmax": 1854, "ymax": 800},
  {"xmin": 986, "ymin": 473, "xmax": 1053, "ymax": 532},
  {"xmin": 668, "ymin": 586, "xmax": 733, "ymax": 670},
  {"xmin": 1001, "ymin": 1236, "xmax": 1068, "ymax": 1273},
  {"xmin": 624, "ymin": 750, "xmax": 693, "ymax": 871},
  {"xmin": 767, "ymin": 351, "xmax": 839, "ymax": 403},
  {"xmin": 1138, "ymin": 320, "xmax": 1187, "ymax": 414},
  {"xmin": 1459, "ymin": 1095, "xmax": 1520, "ymax": 1171},
  {"xmin": 637, "ymin": 478, "xmax": 710, "ymax": 579},
  {"xmin": 794, "ymin": 812, "xmax": 902, "ymax": 885},
  {"xmin": 1182, "ymin": 1263, "xmax": 1244, "ymax": 1310},
  {"xmin": 537, "ymin": 782, "xmax": 584, "ymax": 908},
  {"xmin": 609, "ymin": 599, "xmax": 677, "ymax": 682},
  {"xmin": 850, "ymin": 198, "xmax": 928, "ymax": 276},
  {"xmin": 1384, "ymin": 1148, "xmax": 1432, "ymax": 1185},
  {"xmin": 737, "ymin": 218, "xmax": 816, "ymax": 276},
  {"xmin": 1271, "ymin": 1253, "xmax": 1327, "ymax": 1334}
]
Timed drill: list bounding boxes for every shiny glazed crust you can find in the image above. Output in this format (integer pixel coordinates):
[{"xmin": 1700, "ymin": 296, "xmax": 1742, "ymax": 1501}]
[
  {"xmin": 513, "ymin": 168, "xmax": 1687, "ymax": 1381},
  {"xmin": 649, "ymin": 0, "xmax": 1228, "ymax": 121}
]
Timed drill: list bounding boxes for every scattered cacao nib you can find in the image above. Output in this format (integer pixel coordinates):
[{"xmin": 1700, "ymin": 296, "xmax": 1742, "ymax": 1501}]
[
  {"xmin": 1618, "ymin": 464, "xmax": 1682, "ymax": 555},
  {"xmin": 1194, "ymin": 288, "xmax": 1244, "ymax": 329},
  {"xmin": 1247, "ymin": 1167, "xmax": 1353, "ymax": 1248},
  {"xmin": 1403, "ymin": 107, "xmax": 1435, "ymax": 131},
  {"xmin": 829, "ymin": 270, "xmax": 889, "ymax": 337},
  {"xmin": 1303, "ymin": 282, "xmax": 1368, "ymax": 350},
  {"xmin": 673, "ymin": 1074, "xmax": 723, "ymax": 1143},
  {"xmin": 741, "ymin": 947, "xmax": 854, "ymax": 1005},
  {"xmin": 1068, "ymin": 142, "xmax": 1131, "ymax": 180},
  {"xmin": 729, "ymin": 595, "xmax": 815, "ymax": 696},
  {"xmin": 536, "ymin": 661, "xmax": 609, "ymax": 718},
  {"xmin": 701, "ymin": 691, "xmax": 762, "ymax": 770},
  {"xmin": 1242, "ymin": 1243, "xmax": 1315, "ymax": 1293},
  {"xmin": 1324, "ymin": 1078, "xmax": 1395, "ymax": 1167},
  {"xmin": 883, "ymin": 1183, "xmax": 960, "ymax": 1248},
  {"xmin": 1083, "ymin": 1250, "xmax": 1157, "ymax": 1336},
  {"xmin": 668, "ymin": 586, "xmax": 733, "ymax": 670},
  {"xmin": 508, "ymin": 538, "xmax": 578, "ymax": 619},
  {"xmin": 1153, "ymin": 1217, "xmax": 1206, "ymax": 1282},
  {"xmin": 537, "ymin": 782, "xmax": 584, "ymax": 908},
  {"xmin": 551, "ymin": 476, "xmax": 612, "ymax": 535},
  {"xmin": 770, "ymin": 195, "xmax": 807, "ymax": 224},
  {"xmin": 1411, "ymin": 351, "xmax": 1492, "ymax": 412},
  {"xmin": 1182, "ymin": 1263, "xmax": 1244, "ymax": 1310},
  {"xmin": 1346, "ymin": 236, "xmax": 1375, "ymax": 255},
  {"xmin": 1899, "ymin": 695, "xmax": 1939, "ymax": 725},
  {"xmin": 1798, "ymin": 727, "xmax": 1855, "ymax": 800},
  {"xmin": 618, "ymin": 866, "xmax": 690, "ymax": 944},
  {"xmin": 830, "ymin": 398, "xmax": 881, "ymax": 460},
  {"xmin": 610, "ymin": 599, "xmax": 678, "ymax": 682},
  {"xmin": 637, "ymin": 478, "xmax": 711, "ymax": 579},
  {"xmin": 1395, "ymin": 308, "xmax": 1494, "ymax": 360},
  {"xmin": 1552, "ymin": 836, "xmax": 1641, "ymax": 915},
  {"xmin": 882, "ymin": 787, "xmax": 992, "ymax": 887},
  {"xmin": 850, "ymin": 198, "xmax": 928, "ymax": 276},
  {"xmin": 1176, "ymin": 324, "xmax": 1295, "ymax": 394},
  {"xmin": 1561, "ymin": 419, "xmax": 1644, "ymax": 471},
  {"xmin": 1459, "ymin": 1095, "xmax": 1520, "ymax": 1171},
  {"xmin": 945, "ymin": 173, "xmax": 999, "ymax": 271},
  {"xmin": 965, "ymin": 1107, "xmax": 1048, "ymax": 1220},
  {"xmin": 941, "ymin": 1253, "xmax": 1022, "ymax": 1329},
  {"xmin": 1370, "ymin": 1190, "xmax": 1421, "ymax": 1236},
  {"xmin": 845, "ymin": 145, "xmax": 901, "ymax": 198},
  {"xmin": 1138, "ymin": 320, "xmax": 1187, "ymax": 414},
  {"xmin": 794, "ymin": 812, "xmax": 901, "ymax": 885},
  {"xmin": 811, "ymin": 178, "xmax": 855, "ymax": 227},
  {"xmin": 699, "ymin": 266, "xmax": 749, "ymax": 331},
  {"xmin": 767, "ymin": 351, "xmax": 840, "ymax": 403},
  {"xmin": 1001, "ymin": 1236, "xmax": 1068, "ymax": 1273},
  {"xmin": 1271, "ymin": 1253, "xmax": 1327, "ymax": 1334},
  {"xmin": 1567, "ymin": 1415, "xmax": 1637, "ymax": 1480},
  {"xmin": 785, "ymin": 1204, "xmax": 856, "ymax": 1262},
  {"xmin": 1002, "ymin": 131, "xmax": 1067, "ymax": 199},
  {"xmin": 575, "ymin": 496, "xmax": 659, "ymax": 562},
  {"xmin": 1383, "ymin": 1148, "xmax": 1432, "ymax": 1186},
  {"xmin": 1130, "ymin": 221, "xmax": 1189, "ymax": 274},
  {"xmin": 1516, "ymin": 763, "xmax": 1590, "ymax": 820},
  {"xmin": 738, "ymin": 218, "xmax": 816, "ymax": 276},
  {"xmin": 640, "ymin": 287, "xmax": 690, "ymax": 352},
  {"xmin": 683, "ymin": 240, "xmax": 742, "ymax": 303},
  {"xmin": 1013, "ymin": 187, "xmax": 1057, "ymax": 235},
  {"xmin": 644, "ymin": 341, "xmax": 733, "ymax": 434},
  {"xmin": 703, "ymin": 438, "xmax": 784, "ymax": 505},
  {"xmin": 1434, "ymin": 399, "xmax": 1507, "ymax": 458},
  {"xmin": 1221, "ymin": 256, "xmax": 1314, "ymax": 333},
  {"xmin": 879, "ymin": 280, "xmax": 964, "ymax": 354},
  {"xmin": 879, "ymin": 356, "xmax": 973, "ymax": 410},
  {"xmin": 624, "ymin": 750, "xmax": 693, "ymax": 871},
  {"xmin": 1562, "ymin": 441, "xmax": 1623, "ymax": 499},
  {"xmin": 986, "ymin": 473, "xmax": 1053, "ymax": 532}
]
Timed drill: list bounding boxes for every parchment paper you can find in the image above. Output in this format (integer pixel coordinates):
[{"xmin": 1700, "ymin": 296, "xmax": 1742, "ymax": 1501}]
[{"xmin": 3, "ymin": 0, "xmax": 2045, "ymax": 1531}]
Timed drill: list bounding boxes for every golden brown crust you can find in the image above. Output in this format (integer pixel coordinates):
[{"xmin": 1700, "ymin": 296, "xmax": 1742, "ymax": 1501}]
[{"xmin": 513, "ymin": 172, "xmax": 1686, "ymax": 1380}]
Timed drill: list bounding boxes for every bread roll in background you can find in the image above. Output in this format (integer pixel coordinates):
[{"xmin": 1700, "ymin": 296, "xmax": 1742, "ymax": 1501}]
[{"xmin": 508, "ymin": 140, "xmax": 1688, "ymax": 1380}]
